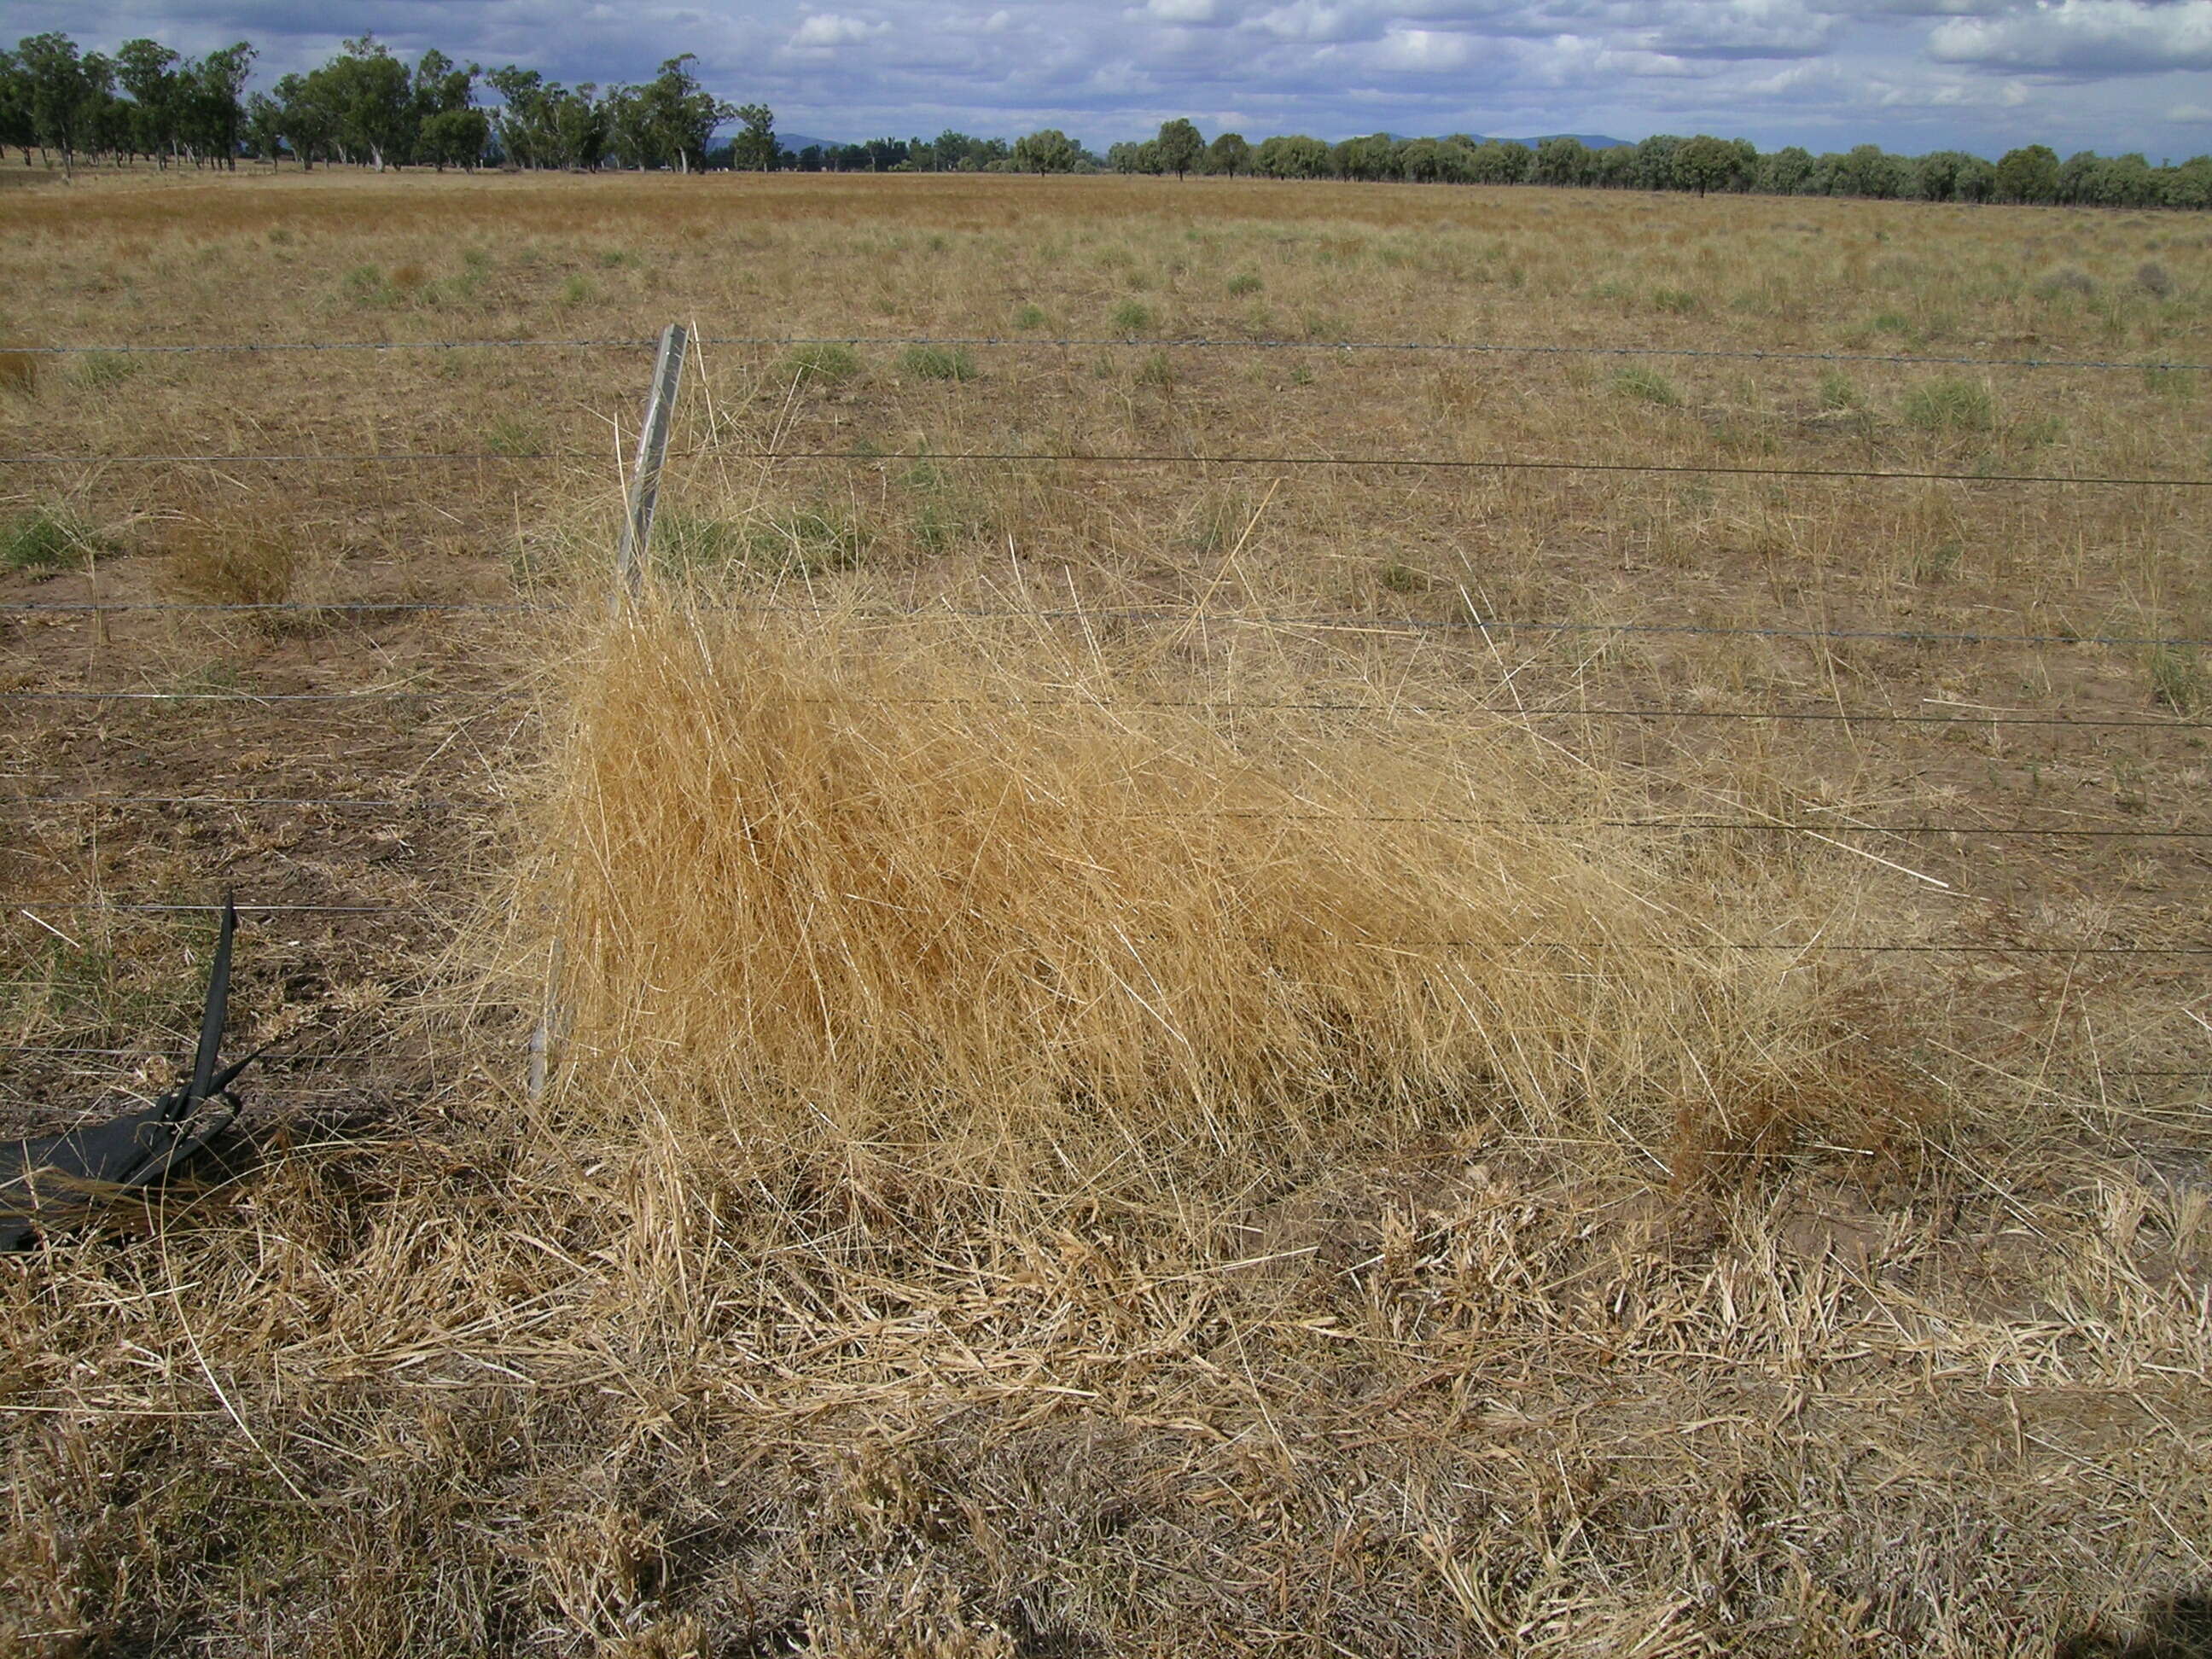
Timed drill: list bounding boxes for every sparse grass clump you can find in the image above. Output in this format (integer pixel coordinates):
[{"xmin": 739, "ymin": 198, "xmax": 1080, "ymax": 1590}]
[
  {"xmin": 898, "ymin": 344, "xmax": 976, "ymax": 381},
  {"xmin": 341, "ymin": 263, "xmax": 391, "ymax": 305},
  {"xmin": 1817, "ymin": 368, "xmax": 1861, "ymax": 410},
  {"xmin": 1650, "ymin": 286, "xmax": 1701, "ymax": 316},
  {"xmin": 747, "ymin": 505, "xmax": 873, "ymax": 573},
  {"xmin": 164, "ymin": 523, "xmax": 300, "ymax": 607},
  {"xmin": 1012, "ymin": 303, "xmax": 1048, "ymax": 330},
  {"xmin": 2150, "ymin": 645, "xmax": 2203, "ymax": 713},
  {"xmin": 1902, "ymin": 377, "xmax": 1995, "ymax": 434},
  {"xmin": 778, "ymin": 341, "xmax": 862, "ymax": 386},
  {"xmin": 1, "ymin": 507, "xmax": 104, "ymax": 573},
  {"xmin": 1110, "ymin": 300, "xmax": 1153, "ymax": 334},
  {"xmin": 1226, "ymin": 272, "xmax": 1262, "ymax": 296},
  {"xmin": 1614, "ymin": 364, "xmax": 1682, "ymax": 406},
  {"xmin": 484, "ymin": 414, "xmax": 542, "ymax": 457},
  {"xmin": 66, "ymin": 350, "xmax": 136, "ymax": 390}
]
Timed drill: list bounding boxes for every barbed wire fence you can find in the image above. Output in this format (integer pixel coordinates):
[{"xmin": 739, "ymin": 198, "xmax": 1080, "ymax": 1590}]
[{"xmin": 3, "ymin": 323, "xmax": 2207, "ymax": 1092}]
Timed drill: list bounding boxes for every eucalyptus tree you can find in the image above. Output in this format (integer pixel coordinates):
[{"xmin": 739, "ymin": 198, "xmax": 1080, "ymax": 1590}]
[
  {"xmin": 114, "ymin": 38, "xmax": 180, "ymax": 162},
  {"xmin": 1011, "ymin": 128, "xmax": 1080, "ymax": 173},
  {"xmin": 271, "ymin": 72, "xmax": 335, "ymax": 167},
  {"xmin": 1995, "ymin": 143, "xmax": 2059, "ymax": 203},
  {"xmin": 637, "ymin": 55, "xmax": 729, "ymax": 172},
  {"xmin": 727, "ymin": 102, "xmax": 776, "ymax": 170},
  {"xmin": 182, "ymin": 43, "xmax": 253, "ymax": 167},
  {"xmin": 1155, "ymin": 117, "xmax": 1202, "ymax": 178},
  {"xmin": 0, "ymin": 49, "xmax": 31, "ymax": 165},
  {"xmin": 16, "ymin": 32, "xmax": 100, "ymax": 173},
  {"xmin": 321, "ymin": 36, "xmax": 413, "ymax": 169}
]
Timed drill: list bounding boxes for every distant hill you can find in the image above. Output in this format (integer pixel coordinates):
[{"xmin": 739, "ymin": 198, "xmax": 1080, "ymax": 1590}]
[{"xmin": 777, "ymin": 134, "xmax": 846, "ymax": 154}]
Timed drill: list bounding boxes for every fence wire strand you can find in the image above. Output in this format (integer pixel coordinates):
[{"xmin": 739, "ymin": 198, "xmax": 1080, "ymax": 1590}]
[
  {"xmin": 9, "ymin": 445, "xmax": 2212, "ymax": 489},
  {"xmin": 13, "ymin": 332, "xmax": 2209, "ymax": 374},
  {"xmin": 6, "ymin": 597, "xmax": 2209, "ymax": 651}
]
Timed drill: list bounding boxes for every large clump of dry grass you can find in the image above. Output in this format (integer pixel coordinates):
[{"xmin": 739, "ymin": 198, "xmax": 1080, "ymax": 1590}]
[{"xmin": 518, "ymin": 600, "xmax": 1895, "ymax": 1195}]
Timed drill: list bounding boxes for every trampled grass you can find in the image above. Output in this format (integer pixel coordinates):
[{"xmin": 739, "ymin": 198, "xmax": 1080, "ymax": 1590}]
[{"xmin": 1, "ymin": 168, "xmax": 2209, "ymax": 1658}]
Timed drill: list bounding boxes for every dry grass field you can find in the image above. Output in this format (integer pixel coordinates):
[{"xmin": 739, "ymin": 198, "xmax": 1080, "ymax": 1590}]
[{"xmin": 2, "ymin": 167, "xmax": 2209, "ymax": 1656}]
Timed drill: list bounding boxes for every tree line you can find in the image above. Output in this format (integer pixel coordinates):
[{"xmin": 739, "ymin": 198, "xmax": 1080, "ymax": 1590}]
[
  {"xmin": 0, "ymin": 33, "xmax": 748, "ymax": 175},
  {"xmin": 7, "ymin": 30, "xmax": 2211, "ymax": 209},
  {"xmin": 1107, "ymin": 119, "xmax": 2212, "ymax": 208}
]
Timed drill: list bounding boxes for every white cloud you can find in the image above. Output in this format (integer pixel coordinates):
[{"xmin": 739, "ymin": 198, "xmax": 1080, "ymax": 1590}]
[
  {"xmin": 1366, "ymin": 26, "xmax": 1477, "ymax": 69},
  {"xmin": 789, "ymin": 11, "xmax": 888, "ymax": 48},
  {"xmin": 1929, "ymin": 0, "xmax": 2212, "ymax": 73},
  {"xmin": 1249, "ymin": 0, "xmax": 1371, "ymax": 42}
]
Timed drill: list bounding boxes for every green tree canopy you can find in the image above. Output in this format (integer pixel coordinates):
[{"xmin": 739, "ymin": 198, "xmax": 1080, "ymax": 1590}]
[
  {"xmin": 1012, "ymin": 127, "xmax": 1080, "ymax": 174},
  {"xmin": 730, "ymin": 102, "xmax": 776, "ymax": 170},
  {"xmin": 1996, "ymin": 143, "xmax": 2060, "ymax": 203},
  {"xmin": 1155, "ymin": 116, "xmax": 1202, "ymax": 178}
]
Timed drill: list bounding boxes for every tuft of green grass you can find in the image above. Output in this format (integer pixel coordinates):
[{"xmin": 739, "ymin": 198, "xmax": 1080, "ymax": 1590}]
[
  {"xmin": 1135, "ymin": 350, "xmax": 1176, "ymax": 388},
  {"xmin": 485, "ymin": 415, "xmax": 543, "ymax": 457},
  {"xmin": 557, "ymin": 274, "xmax": 597, "ymax": 307},
  {"xmin": 1012, "ymin": 304, "xmax": 1048, "ymax": 330},
  {"xmin": 1110, "ymin": 300, "xmax": 1154, "ymax": 335},
  {"xmin": 67, "ymin": 350, "xmax": 136, "ymax": 390},
  {"xmin": 341, "ymin": 264, "xmax": 390, "ymax": 306},
  {"xmin": 1225, "ymin": 273, "xmax": 1262, "ymax": 296},
  {"xmin": 899, "ymin": 345, "xmax": 977, "ymax": 382},
  {"xmin": 2150, "ymin": 646, "xmax": 2203, "ymax": 714},
  {"xmin": 1912, "ymin": 540, "xmax": 1963, "ymax": 585},
  {"xmin": 2, "ymin": 509, "xmax": 103, "ymax": 574},
  {"xmin": 749, "ymin": 507, "xmax": 874, "ymax": 574},
  {"xmin": 1901, "ymin": 378, "xmax": 1994, "ymax": 434},
  {"xmin": 779, "ymin": 342, "xmax": 863, "ymax": 386},
  {"xmin": 652, "ymin": 512, "xmax": 748, "ymax": 577},
  {"xmin": 2145, "ymin": 365, "xmax": 2197, "ymax": 402},
  {"xmin": 1650, "ymin": 287, "xmax": 1701, "ymax": 316},
  {"xmin": 1614, "ymin": 365, "xmax": 1682, "ymax": 407},
  {"xmin": 1817, "ymin": 368, "xmax": 1860, "ymax": 410},
  {"xmin": 1378, "ymin": 561, "xmax": 1430, "ymax": 595}
]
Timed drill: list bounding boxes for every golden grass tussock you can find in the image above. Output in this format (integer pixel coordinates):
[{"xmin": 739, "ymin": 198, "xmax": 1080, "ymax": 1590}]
[{"xmin": 521, "ymin": 597, "xmax": 1898, "ymax": 1200}]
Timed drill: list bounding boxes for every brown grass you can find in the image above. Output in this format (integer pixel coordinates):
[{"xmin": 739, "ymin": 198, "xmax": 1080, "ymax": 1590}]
[
  {"xmin": 521, "ymin": 601, "xmax": 1897, "ymax": 1211},
  {"xmin": 2, "ymin": 172, "xmax": 2209, "ymax": 1658},
  {"xmin": 162, "ymin": 521, "xmax": 303, "ymax": 608}
]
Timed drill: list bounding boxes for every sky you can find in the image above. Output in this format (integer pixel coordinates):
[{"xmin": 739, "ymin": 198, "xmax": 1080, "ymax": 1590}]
[{"xmin": 19, "ymin": 0, "xmax": 2212, "ymax": 160}]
